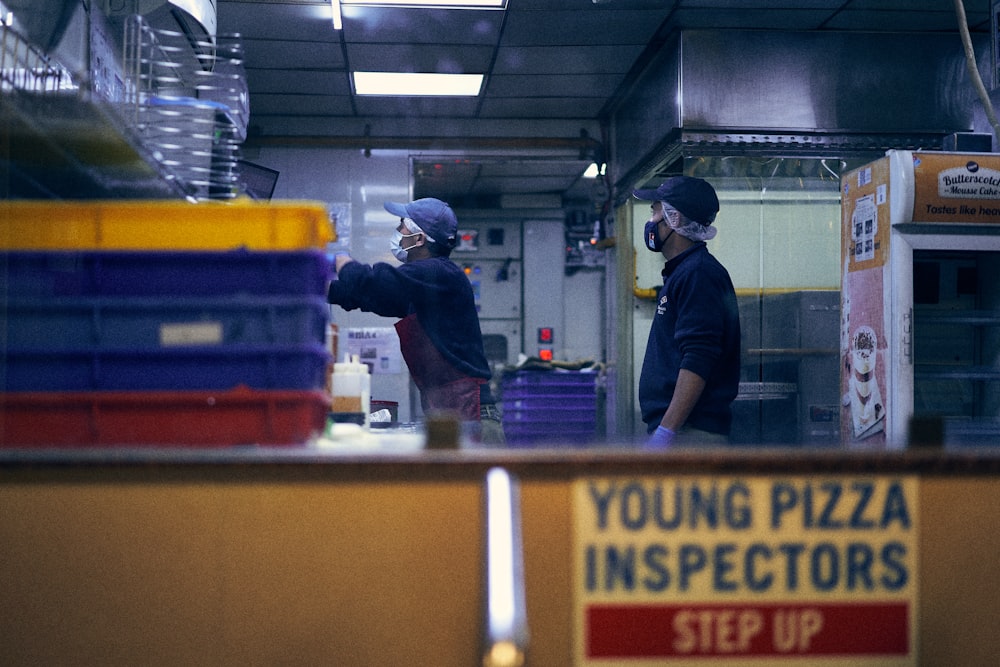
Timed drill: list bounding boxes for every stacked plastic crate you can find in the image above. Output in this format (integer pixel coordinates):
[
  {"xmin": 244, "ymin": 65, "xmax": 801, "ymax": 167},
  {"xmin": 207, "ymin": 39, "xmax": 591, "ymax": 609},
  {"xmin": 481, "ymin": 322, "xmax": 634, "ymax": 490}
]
[
  {"xmin": 501, "ymin": 370, "xmax": 600, "ymax": 446},
  {"xmin": 0, "ymin": 200, "xmax": 334, "ymax": 447}
]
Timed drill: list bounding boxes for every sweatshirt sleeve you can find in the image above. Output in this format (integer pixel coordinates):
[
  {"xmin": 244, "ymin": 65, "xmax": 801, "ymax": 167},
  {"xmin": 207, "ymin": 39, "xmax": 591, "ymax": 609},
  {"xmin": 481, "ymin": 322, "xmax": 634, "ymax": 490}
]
[{"xmin": 327, "ymin": 261, "xmax": 411, "ymax": 318}]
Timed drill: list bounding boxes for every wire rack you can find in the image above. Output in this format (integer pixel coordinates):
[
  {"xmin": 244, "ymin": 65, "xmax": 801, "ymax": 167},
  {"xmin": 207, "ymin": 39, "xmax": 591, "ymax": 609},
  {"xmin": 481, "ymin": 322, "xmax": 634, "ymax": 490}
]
[
  {"xmin": 2, "ymin": 21, "xmax": 187, "ymax": 198},
  {"xmin": 122, "ymin": 15, "xmax": 248, "ymax": 200},
  {"xmin": 0, "ymin": 22, "xmax": 76, "ymax": 93}
]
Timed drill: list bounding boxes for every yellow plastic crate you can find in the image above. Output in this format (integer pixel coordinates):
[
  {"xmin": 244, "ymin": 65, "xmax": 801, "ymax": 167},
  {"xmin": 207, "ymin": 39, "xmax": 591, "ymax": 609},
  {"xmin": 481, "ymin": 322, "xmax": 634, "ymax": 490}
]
[{"xmin": 0, "ymin": 200, "xmax": 335, "ymax": 251}]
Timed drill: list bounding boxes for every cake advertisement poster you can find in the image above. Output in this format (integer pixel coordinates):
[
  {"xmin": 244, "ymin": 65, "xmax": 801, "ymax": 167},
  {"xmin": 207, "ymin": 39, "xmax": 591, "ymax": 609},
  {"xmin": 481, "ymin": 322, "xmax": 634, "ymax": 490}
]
[{"xmin": 840, "ymin": 159, "xmax": 890, "ymax": 446}]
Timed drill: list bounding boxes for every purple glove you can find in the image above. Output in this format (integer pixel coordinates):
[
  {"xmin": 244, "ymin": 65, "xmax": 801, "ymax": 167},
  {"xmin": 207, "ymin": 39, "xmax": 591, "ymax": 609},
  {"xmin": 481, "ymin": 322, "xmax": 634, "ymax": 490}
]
[{"xmin": 645, "ymin": 425, "xmax": 675, "ymax": 449}]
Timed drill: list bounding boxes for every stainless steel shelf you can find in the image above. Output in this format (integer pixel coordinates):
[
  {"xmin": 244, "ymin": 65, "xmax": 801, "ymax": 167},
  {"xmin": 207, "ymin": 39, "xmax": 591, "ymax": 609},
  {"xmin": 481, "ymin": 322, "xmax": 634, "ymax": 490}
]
[
  {"xmin": 1, "ymin": 13, "xmax": 245, "ymax": 201},
  {"xmin": 736, "ymin": 381, "xmax": 798, "ymax": 401},
  {"xmin": 914, "ymin": 310, "xmax": 1000, "ymax": 327},
  {"xmin": 1, "ymin": 89, "xmax": 190, "ymax": 199},
  {"xmin": 915, "ymin": 365, "xmax": 1000, "ymax": 381}
]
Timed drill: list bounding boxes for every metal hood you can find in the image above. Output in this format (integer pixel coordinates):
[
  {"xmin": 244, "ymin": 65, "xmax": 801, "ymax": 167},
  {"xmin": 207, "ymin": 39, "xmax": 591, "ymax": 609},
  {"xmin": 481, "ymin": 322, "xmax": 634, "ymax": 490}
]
[{"xmin": 612, "ymin": 30, "xmax": 986, "ymax": 192}]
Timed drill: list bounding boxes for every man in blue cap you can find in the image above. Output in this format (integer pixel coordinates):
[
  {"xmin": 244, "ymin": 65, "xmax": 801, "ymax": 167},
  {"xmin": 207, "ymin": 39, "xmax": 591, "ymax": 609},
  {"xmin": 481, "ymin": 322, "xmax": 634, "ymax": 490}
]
[
  {"xmin": 328, "ymin": 197, "xmax": 504, "ymax": 445},
  {"xmin": 633, "ymin": 176, "xmax": 741, "ymax": 448}
]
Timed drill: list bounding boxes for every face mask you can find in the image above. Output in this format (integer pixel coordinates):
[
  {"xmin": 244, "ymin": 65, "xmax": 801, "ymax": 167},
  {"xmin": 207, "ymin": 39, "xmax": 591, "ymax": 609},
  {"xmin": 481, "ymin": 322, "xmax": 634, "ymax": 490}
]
[
  {"xmin": 644, "ymin": 218, "xmax": 674, "ymax": 252},
  {"xmin": 390, "ymin": 229, "xmax": 422, "ymax": 262}
]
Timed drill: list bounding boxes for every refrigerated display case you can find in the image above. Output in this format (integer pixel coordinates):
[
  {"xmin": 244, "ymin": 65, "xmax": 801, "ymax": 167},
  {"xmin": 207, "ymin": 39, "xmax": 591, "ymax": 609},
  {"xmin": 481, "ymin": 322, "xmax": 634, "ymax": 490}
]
[{"xmin": 840, "ymin": 150, "xmax": 1000, "ymax": 447}]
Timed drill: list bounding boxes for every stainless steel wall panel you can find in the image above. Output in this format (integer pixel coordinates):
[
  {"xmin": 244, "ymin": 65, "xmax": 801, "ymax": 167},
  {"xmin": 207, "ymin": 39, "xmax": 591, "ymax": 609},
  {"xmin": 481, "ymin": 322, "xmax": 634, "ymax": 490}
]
[
  {"xmin": 679, "ymin": 31, "xmax": 978, "ymax": 134},
  {"xmin": 610, "ymin": 33, "xmax": 682, "ymax": 190}
]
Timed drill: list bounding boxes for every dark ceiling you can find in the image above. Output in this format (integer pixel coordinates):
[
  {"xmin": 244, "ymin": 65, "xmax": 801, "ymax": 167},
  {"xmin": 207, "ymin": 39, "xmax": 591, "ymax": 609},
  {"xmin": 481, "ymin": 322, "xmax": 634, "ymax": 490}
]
[{"xmin": 217, "ymin": 0, "xmax": 991, "ymax": 204}]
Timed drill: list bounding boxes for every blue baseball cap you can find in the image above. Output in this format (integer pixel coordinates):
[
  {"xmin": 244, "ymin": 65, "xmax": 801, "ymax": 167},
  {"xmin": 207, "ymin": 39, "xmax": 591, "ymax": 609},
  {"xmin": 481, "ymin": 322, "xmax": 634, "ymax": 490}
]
[
  {"xmin": 633, "ymin": 176, "xmax": 719, "ymax": 225},
  {"xmin": 384, "ymin": 198, "xmax": 458, "ymax": 248}
]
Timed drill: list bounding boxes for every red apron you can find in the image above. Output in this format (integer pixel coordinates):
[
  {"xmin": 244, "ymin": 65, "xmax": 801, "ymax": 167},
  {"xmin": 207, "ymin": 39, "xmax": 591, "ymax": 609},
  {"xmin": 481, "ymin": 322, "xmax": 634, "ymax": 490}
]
[{"xmin": 395, "ymin": 314, "xmax": 483, "ymax": 421}]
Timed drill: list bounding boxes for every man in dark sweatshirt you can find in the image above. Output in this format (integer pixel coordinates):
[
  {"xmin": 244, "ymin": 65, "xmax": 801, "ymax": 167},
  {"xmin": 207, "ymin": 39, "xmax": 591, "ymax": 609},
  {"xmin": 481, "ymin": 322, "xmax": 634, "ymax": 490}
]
[
  {"xmin": 634, "ymin": 177, "xmax": 741, "ymax": 448},
  {"xmin": 328, "ymin": 197, "xmax": 504, "ymax": 445}
]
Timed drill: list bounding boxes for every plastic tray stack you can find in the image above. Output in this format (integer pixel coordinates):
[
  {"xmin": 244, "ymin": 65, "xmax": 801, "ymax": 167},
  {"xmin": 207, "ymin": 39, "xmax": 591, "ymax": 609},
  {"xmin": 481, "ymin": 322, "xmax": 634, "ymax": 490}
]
[
  {"xmin": 501, "ymin": 370, "xmax": 600, "ymax": 446},
  {"xmin": 1, "ymin": 200, "xmax": 335, "ymax": 447}
]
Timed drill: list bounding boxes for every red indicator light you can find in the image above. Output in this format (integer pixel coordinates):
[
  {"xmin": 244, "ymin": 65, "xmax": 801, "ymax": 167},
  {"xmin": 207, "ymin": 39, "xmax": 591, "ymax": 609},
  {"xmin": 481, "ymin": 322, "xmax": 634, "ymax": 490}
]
[
  {"xmin": 538, "ymin": 348, "xmax": 553, "ymax": 361},
  {"xmin": 538, "ymin": 327, "xmax": 554, "ymax": 344}
]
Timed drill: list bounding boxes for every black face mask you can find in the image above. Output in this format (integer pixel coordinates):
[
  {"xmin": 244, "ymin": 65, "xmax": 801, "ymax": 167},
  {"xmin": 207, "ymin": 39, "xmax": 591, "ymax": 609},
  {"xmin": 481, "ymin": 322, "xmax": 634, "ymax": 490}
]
[{"xmin": 644, "ymin": 218, "xmax": 673, "ymax": 252}]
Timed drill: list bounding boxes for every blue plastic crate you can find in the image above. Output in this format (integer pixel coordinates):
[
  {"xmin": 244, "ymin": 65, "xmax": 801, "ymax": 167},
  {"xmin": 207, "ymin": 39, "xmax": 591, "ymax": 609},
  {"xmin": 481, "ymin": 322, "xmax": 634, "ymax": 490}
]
[
  {"xmin": 2, "ymin": 344, "xmax": 329, "ymax": 392},
  {"xmin": 1, "ymin": 249, "xmax": 331, "ymax": 297},
  {"xmin": 5, "ymin": 295, "xmax": 328, "ymax": 349}
]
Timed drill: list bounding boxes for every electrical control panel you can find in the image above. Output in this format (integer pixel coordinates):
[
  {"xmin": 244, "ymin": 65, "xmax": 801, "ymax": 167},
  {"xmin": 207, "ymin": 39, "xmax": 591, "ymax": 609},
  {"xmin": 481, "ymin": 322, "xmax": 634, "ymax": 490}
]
[
  {"xmin": 451, "ymin": 223, "xmax": 520, "ymax": 259},
  {"xmin": 452, "ymin": 221, "xmax": 522, "ymax": 362},
  {"xmin": 458, "ymin": 259, "xmax": 521, "ymax": 319}
]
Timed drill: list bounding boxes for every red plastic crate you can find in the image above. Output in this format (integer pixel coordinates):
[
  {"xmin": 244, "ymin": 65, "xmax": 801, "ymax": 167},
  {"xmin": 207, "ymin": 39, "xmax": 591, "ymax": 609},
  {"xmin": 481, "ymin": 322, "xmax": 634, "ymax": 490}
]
[{"xmin": 0, "ymin": 387, "xmax": 329, "ymax": 447}]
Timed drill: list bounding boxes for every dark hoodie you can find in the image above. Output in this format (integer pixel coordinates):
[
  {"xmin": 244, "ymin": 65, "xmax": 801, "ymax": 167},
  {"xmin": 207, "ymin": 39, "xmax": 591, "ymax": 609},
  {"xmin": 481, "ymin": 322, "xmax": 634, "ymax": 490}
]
[{"xmin": 638, "ymin": 242, "xmax": 741, "ymax": 435}]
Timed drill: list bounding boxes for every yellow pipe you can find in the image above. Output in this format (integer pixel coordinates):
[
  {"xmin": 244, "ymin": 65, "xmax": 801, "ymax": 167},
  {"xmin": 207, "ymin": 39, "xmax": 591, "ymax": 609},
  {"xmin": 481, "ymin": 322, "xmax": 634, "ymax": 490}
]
[{"xmin": 632, "ymin": 252, "xmax": 658, "ymax": 299}]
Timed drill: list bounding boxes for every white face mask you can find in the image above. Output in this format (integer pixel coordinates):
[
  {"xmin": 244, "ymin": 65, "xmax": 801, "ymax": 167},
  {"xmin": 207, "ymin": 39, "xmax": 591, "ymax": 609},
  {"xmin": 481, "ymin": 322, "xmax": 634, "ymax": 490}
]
[{"xmin": 390, "ymin": 229, "xmax": 422, "ymax": 262}]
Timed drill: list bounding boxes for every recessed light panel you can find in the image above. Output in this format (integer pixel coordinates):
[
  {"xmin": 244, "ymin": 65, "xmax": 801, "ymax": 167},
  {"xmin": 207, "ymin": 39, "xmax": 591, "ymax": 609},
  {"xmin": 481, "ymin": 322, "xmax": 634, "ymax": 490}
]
[
  {"xmin": 353, "ymin": 72, "xmax": 484, "ymax": 96},
  {"xmin": 343, "ymin": 0, "xmax": 505, "ymax": 7}
]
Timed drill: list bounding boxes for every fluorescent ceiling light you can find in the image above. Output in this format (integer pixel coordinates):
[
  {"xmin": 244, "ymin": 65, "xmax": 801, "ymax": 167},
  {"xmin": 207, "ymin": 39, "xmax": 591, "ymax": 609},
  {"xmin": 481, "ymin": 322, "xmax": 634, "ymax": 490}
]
[
  {"xmin": 342, "ymin": 0, "xmax": 505, "ymax": 7},
  {"xmin": 330, "ymin": 0, "xmax": 342, "ymax": 29},
  {"xmin": 354, "ymin": 72, "xmax": 484, "ymax": 96}
]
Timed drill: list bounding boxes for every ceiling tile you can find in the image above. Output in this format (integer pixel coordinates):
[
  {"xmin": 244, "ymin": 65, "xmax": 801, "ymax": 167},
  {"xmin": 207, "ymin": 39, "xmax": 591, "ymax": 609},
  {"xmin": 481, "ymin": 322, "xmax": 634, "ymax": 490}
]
[
  {"xmin": 346, "ymin": 44, "xmax": 495, "ymax": 73},
  {"xmin": 248, "ymin": 70, "xmax": 347, "ymax": 96},
  {"xmin": 353, "ymin": 96, "xmax": 482, "ymax": 117},
  {"xmin": 492, "ymin": 44, "xmax": 647, "ymax": 75},
  {"xmin": 486, "ymin": 74, "xmax": 620, "ymax": 98},
  {"xmin": 502, "ymin": 8, "xmax": 670, "ymax": 46},
  {"xmin": 217, "ymin": 2, "xmax": 339, "ymax": 42},
  {"xmin": 342, "ymin": 6, "xmax": 503, "ymax": 45},
  {"xmin": 251, "ymin": 94, "xmax": 355, "ymax": 116},
  {"xmin": 479, "ymin": 97, "xmax": 606, "ymax": 118},
  {"xmin": 241, "ymin": 38, "xmax": 343, "ymax": 70}
]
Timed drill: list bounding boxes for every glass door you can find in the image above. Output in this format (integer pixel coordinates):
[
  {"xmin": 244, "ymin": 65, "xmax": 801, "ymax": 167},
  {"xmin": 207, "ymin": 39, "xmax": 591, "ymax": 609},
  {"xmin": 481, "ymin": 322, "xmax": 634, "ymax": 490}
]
[{"xmin": 912, "ymin": 250, "xmax": 1000, "ymax": 444}]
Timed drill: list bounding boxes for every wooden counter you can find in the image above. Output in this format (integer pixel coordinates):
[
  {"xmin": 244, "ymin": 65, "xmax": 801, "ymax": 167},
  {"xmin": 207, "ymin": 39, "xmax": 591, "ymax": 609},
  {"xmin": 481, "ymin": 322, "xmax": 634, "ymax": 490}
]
[{"xmin": 2, "ymin": 447, "xmax": 998, "ymax": 666}]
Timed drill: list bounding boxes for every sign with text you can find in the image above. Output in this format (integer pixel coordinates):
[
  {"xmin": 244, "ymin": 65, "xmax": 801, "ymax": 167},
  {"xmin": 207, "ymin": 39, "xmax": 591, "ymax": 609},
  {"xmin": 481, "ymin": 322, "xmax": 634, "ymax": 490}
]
[
  {"xmin": 343, "ymin": 327, "xmax": 402, "ymax": 374},
  {"xmin": 572, "ymin": 476, "xmax": 918, "ymax": 666},
  {"xmin": 912, "ymin": 152, "xmax": 1000, "ymax": 224}
]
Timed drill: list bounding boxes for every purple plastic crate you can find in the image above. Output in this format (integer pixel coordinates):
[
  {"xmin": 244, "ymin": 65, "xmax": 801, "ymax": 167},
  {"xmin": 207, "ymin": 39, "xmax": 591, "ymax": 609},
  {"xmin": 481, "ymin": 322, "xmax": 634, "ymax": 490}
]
[
  {"xmin": 503, "ymin": 408, "xmax": 596, "ymax": 425},
  {"xmin": 2, "ymin": 344, "xmax": 329, "ymax": 392},
  {"xmin": 1, "ymin": 249, "xmax": 331, "ymax": 297},
  {"xmin": 502, "ymin": 386, "xmax": 597, "ymax": 401},
  {"xmin": 5, "ymin": 296, "xmax": 328, "ymax": 349},
  {"xmin": 500, "ymin": 370, "xmax": 599, "ymax": 445},
  {"xmin": 503, "ymin": 396, "xmax": 597, "ymax": 410},
  {"xmin": 503, "ymin": 421, "xmax": 599, "ymax": 447},
  {"xmin": 502, "ymin": 370, "xmax": 598, "ymax": 388}
]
